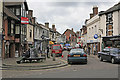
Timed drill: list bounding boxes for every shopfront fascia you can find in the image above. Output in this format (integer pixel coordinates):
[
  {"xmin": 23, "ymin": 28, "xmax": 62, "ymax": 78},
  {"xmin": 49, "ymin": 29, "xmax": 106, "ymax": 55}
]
[{"xmin": 102, "ymin": 36, "xmax": 120, "ymax": 48}]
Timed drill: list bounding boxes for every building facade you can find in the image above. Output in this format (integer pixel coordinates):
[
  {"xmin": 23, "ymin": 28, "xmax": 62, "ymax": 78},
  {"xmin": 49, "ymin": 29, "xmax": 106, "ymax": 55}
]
[
  {"xmin": 4, "ymin": 1, "xmax": 29, "ymax": 58},
  {"xmin": 0, "ymin": 0, "xmax": 3, "ymax": 57},
  {"xmin": 86, "ymin": 7, "xmax": 101, "ymax": 54},
  {"xmin": 63, "ymin": 28, "xmax": 77, "ymax": 47},
  {"xmin": 99, "ymin": 2, "xmax": 120, "ymax": 48},
  {"xmin": 2, "ymin": 7, "xmax": 20, "ymax": 59}
]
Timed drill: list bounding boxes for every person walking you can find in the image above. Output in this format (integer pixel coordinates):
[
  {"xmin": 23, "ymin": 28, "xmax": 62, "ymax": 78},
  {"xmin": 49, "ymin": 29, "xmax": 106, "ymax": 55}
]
[
  {"xmin": 88, "ymin": 46, "xmax": 91, "ymax": 55},
  {"xmin": 47, "ymin": 45, "xmax": 49, "ymax": 58}
]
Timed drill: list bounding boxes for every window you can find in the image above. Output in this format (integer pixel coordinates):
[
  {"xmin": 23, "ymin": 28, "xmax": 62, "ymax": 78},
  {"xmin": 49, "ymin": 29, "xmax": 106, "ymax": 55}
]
[
  {"xmin": 16, "ymin": 8, "xmax": 20, "ymax": 15},
  {"xmin": 106, "ymin": 13, "xmax": 113, "ymax": 22},
  {"xmin": 15, "ymin": 24, "xmax": 20, "ymax": 34},
  {"xmin": 30, "ymin": 29, "xmax": 32, "ymax": 37},
  {"xmin": 11, "ymin": 23, "xmax": 14, "ymax": 34}
]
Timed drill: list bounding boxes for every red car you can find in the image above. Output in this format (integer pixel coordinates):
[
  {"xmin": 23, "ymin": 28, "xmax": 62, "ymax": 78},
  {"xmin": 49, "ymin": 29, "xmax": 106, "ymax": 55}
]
[{"xmin": 51, "ymin": 44, "xmax": 63, "ymax": 57}]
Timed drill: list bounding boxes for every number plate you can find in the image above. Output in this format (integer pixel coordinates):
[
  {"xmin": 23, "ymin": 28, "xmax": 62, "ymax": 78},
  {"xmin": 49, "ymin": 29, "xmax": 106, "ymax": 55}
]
[
  {"xmin": 74, "ymin": 55, "xmax": 80, "ymax": 57},
  {"xmin": 55, "ymin": 51, "xmax": 59, "ymax": 53}
]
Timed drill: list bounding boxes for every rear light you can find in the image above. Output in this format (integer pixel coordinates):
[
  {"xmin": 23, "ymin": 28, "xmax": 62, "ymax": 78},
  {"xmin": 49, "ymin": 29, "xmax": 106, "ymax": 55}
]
[
  {"xmin": 83, "ymin": 54, "xmax": 87, "ymax": 57},
  {"xmin": 68, "ymin": 54, "xmax": 71, "ymax": 57},
  {"xmin": 52, "ymin": 51, "xmax": 55, "ymax": 53}
]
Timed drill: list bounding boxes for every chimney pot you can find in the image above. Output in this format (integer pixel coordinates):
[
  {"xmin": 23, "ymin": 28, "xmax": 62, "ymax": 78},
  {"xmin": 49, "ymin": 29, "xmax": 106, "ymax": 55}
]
[
  {"xmin": 45, "ymin": 22, "xmax": 49, "ymax": 28},
  {"xmin": 72, "ymin": 28, "xmax": 73, "ymax": 31},
  {"xmin": 93, "ymin": 6, "xmax": 98, "ymax": 16},
  {"xmin": 90, "ymin": 13, "xmax": 94, "ymax": 19},
  {"xmin": 28, "ymin": 10, "xmax": 33, "ymax": 17}
]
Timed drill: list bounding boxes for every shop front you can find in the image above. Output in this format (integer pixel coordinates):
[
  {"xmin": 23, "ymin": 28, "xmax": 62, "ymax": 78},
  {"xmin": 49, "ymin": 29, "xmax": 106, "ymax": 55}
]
[
  {"xmin": 87, "ymin": 40, "xmax": 100, "ymax": 55},
  {"xmin": 102, "ymin": 36, "xmax": 120, "ymax": 48}
]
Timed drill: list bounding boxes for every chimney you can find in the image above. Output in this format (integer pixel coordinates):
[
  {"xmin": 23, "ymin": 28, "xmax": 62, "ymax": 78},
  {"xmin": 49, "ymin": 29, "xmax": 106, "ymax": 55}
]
[
  {"xmin": 90, "ymin": 13, "xmax": 94, "ymax": 19},
  {"xmin": 31, "ymin": 17, "xmax": 36, "ymax": 25},
  {"xmin": 45, "ymin": 22, "xmax": 49, "ymax": 28},
  {"xmin": 52, "ymin": 24, "xmax": 55, "ymax": 31},
  {"xmin": 28, "ymin": 10, "xmax": 33, "ymax": 17},
  {"xmin": 72, "ymin": 28, "xmax": 73, "ymax": 31},
  {"xmin": 93, "ymin": 6, "xmax": 98, "ymax": 16}
]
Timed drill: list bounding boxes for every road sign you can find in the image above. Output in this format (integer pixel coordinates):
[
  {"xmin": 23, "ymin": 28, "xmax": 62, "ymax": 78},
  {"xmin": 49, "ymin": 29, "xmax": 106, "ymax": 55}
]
[{"xmin": 94, "ymin": 34, "xmax": 98, "ymax": 39}]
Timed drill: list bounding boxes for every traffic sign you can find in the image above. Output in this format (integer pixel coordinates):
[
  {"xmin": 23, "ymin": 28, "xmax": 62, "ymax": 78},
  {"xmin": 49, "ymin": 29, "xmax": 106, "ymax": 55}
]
[{"xmin": 94, "ymin": 34, "xmax": 98, "ymax": 39}]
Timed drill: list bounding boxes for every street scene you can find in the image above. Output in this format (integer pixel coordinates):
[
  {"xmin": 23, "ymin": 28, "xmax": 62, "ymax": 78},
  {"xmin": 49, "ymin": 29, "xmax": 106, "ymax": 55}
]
[{"xmin": 0, "ymin": 0, "xmax": 120, "ymax": 79}]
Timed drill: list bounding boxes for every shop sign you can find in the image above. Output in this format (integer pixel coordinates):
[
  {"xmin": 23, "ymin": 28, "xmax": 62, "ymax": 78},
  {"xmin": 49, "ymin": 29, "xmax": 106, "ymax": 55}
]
[
  {"xmin": 110, "ymin": 38, "xmax": 120, "ymax": 41},
  {"xmin": 21, "ymin": 17, "xmax": 29, "ymax": 24}
]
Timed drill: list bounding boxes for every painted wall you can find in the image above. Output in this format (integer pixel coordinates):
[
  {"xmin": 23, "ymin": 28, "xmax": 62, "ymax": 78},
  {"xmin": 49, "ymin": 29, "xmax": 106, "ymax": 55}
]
[
  {"xmin": 26, "ymin": 24, "xmax": 34, "ymax": 43},
  {"xmin": 113, "ymin": 11, "xmax": 119, "ymax": 36}
]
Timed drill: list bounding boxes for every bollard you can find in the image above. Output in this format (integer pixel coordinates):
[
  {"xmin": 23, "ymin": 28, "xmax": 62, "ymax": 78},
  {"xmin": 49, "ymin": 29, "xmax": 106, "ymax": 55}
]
[{"xmin": 53, "ymin": 53, "xmax": 56, "ymax": 61}]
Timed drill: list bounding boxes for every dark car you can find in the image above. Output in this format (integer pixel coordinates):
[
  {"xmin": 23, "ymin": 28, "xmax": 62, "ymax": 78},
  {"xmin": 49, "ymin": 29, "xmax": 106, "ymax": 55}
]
[
  {"xmin": 67, "ymin": 48, "xmax": 87, "ymax": 64},
  {"xmin": 98, "ymin": 48, "xmax": 120, "ymax": 64}
]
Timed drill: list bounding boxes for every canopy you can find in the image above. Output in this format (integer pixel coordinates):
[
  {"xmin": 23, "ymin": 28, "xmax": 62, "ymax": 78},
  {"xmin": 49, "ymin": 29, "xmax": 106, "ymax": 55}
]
[
  {"xmin": 65, "ymin": 44, "xmax": 70, "ymax": 46},
  {"xmin": 49, "ymin": 41, "xmax": 54, "ymax": 44}
]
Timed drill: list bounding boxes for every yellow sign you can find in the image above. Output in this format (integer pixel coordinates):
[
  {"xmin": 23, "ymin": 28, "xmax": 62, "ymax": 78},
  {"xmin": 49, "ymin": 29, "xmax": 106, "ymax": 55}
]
[{"xmin": 49, "ymin": 41, "xmax": 54, "ymax": 44}]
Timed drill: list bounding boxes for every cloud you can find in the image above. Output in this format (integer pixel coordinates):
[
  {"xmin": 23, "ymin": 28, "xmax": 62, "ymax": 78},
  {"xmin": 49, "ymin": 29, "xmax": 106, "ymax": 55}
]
[{"xmin": 27, "ymin": 1, "xmax": 119, "ymax": 34}]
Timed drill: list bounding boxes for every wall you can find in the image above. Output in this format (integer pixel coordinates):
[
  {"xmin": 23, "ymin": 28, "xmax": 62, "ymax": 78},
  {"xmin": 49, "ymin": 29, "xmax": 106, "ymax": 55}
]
[
  {"xmin": 119, "ymin": 10, "xmax": 120, "ymax": 35},
  {"xmin": 99, "ymin": 14, "xmax": 106, "ymax": 51},
  {"xmin": 113, "ymin": 11, "xmax": 119, "ymax": 36},
  {"xmin": 87, "ymin": 15, "xmax": 100, "ymax": 42},
  {"xmin": 26, "ymin": 24, "xmax": 34, "ymax": 43}
]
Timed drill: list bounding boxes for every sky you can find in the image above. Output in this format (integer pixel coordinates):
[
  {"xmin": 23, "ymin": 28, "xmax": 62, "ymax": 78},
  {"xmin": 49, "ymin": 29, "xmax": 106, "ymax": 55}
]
[{"xmin": 27, "ymin": 0, "xmax": 120, "ymax": 34}]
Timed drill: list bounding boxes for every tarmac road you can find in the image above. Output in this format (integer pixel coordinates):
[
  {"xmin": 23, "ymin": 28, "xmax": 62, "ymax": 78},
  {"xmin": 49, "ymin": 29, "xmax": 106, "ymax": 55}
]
[{"xmin": 2, "ymin": 51, "xmax": 119, "ymax": 78}]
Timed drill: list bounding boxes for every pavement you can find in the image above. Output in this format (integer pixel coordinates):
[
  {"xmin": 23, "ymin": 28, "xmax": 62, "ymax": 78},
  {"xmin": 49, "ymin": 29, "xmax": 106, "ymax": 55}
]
[{"xmin": 1, "ymin": 56, "xmax": 68, "ymax": 70}]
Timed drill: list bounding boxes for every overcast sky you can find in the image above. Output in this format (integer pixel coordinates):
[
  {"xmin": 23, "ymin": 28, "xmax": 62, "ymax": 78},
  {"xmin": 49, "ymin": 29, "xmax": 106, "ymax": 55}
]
[{"xmin": 27, "ymin": 0, "xmax": 119, "ymax": 34}]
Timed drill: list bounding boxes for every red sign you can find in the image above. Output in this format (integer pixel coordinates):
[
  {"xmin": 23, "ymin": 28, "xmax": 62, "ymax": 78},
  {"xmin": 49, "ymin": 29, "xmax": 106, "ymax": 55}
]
[{"xmin": 21, "ymin": 17, "xmax": 29, "ymax": 24}]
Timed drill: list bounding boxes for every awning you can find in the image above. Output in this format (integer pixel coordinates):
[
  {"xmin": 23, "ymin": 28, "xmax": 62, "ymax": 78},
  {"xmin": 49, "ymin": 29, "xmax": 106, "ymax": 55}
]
[{"xmin": 49, "ymin": 41, "xmax": 54, "ymax": 44}]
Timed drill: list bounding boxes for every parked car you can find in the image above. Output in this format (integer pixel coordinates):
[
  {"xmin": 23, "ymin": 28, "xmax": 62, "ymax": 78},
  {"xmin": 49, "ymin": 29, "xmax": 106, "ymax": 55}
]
[
  {"xmin": 51, "ymin": 44, "xmax": 63, "ymax": 57},
  {"xmin": 67, "ymin": 48, "xmax": 87, "ymax": 64},
  {"xmin": 98, "ymin": 48, "xmax": 120, "ymax": 64}
]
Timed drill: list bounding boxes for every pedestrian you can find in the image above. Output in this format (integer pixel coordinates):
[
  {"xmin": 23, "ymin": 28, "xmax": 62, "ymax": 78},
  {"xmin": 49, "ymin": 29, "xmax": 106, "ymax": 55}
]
[
  {"xmin": 47, "ymin": 45, "xmax": 49, "ymax": 58},
  {"xmin": 88, "ymin": 46, "xmax": 91, "ymax": 55}
]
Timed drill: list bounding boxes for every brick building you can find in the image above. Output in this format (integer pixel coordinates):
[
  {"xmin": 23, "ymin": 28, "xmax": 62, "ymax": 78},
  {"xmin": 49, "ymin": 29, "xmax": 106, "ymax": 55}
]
[{"xmin": 63, "ymin": 28, "xmax": 77, "ymax": 47}]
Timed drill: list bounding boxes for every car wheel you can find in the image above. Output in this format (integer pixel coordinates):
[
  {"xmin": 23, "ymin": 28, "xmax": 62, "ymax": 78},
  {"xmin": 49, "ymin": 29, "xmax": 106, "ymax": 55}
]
[
  {"xmin": 111, "ymin": 58, "xmax": 116, "ymax": 64},
  {"xmin": 99, "ymin": 56, "xmax": 103, "ymax": 61}
]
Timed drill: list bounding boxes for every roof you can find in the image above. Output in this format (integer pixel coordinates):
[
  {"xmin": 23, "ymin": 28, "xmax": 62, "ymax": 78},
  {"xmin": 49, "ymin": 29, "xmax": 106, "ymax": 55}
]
[
  {"xmin": 99, "ymin": 2, "xmax": 120, "ymax": 16},
  {"xmin": 4, "ymin": 7, "xmax": 20, "ymax": 20},
  {"xmin": 4, "ymin": 1, "xmax": 28, "ymax": 11},
  {"xmin": 63, "ymin": 29, "xmax": 77, "ymax": 36}
]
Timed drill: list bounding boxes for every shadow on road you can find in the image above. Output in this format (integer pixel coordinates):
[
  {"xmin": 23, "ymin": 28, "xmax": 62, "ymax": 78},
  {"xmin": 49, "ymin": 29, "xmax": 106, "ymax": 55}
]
[{"xmin": 69, "ymin": 63, "xmax": 87, "ymax": 65}]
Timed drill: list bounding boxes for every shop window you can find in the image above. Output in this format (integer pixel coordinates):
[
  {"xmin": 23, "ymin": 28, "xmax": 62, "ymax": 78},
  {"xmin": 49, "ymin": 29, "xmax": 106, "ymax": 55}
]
[
  {"xmin": 114, "ymin": 41, "xmax": 120, "ymax": 48},
  {"xmin": 106, "ymin": 41, "xmax": 112, "ymax": 47}
]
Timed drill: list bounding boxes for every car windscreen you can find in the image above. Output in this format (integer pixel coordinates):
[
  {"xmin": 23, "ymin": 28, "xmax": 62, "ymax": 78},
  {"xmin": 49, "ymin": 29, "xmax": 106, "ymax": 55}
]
[
  {"xmin": 110, "ymin": 48, "xmax": 120, "ymax": 54},
  {"xmin": 70, "ymin": 49, "xmax": 84, "ymax": 54},
  {"xmin": 53, "ymin": 46, "xmax": 61, "ymax": 50}
]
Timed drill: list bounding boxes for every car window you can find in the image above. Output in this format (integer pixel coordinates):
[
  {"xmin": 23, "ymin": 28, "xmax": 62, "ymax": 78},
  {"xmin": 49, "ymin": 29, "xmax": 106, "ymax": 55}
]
[
  {"xmin": 110, "ymin": 48, "xmax": 120, "ymax": 54},
  {"xmin": 103, "ymin": 48, "xmax": 110, "ymax": 52},
  {"xmin": 53, "ymin": 46, "xmax": 61, "ymax": 50},
  {"xmin": 70, "ymin": 49, "xmax": 84, "ymax": 53}
]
